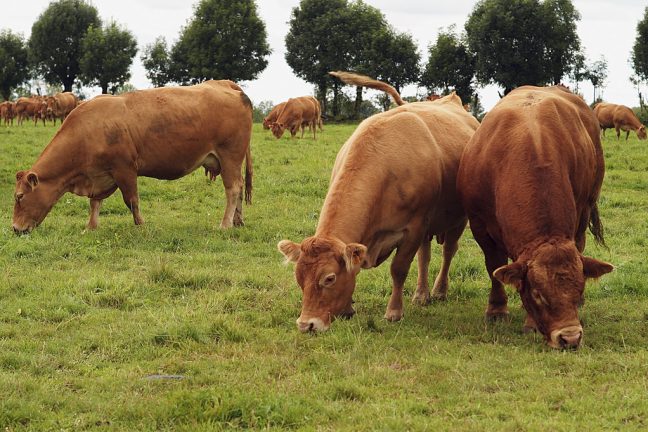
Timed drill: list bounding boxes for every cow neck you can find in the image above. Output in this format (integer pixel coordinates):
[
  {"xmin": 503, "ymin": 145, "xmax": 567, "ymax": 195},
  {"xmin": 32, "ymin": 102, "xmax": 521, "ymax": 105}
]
[
  {"xmin": 314, "ymin": 170, "xmax": 380, "ymax": 246},
  {"xmin": 31, "ymin": 131, "xmax": 82, "ymax": 195}
]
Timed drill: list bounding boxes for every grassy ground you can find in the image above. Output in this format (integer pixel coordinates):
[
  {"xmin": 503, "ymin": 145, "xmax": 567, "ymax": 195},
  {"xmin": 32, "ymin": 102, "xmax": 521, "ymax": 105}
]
[{"xmin": 0, "ymin": 120, "xmax": 647, "ymax": 431}]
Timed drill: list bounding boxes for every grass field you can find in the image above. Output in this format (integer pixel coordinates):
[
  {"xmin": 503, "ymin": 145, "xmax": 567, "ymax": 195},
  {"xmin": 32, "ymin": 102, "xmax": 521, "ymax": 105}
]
[{"xmin": 1, "ymin": 119, "xmax": 648, "ymax": 431}]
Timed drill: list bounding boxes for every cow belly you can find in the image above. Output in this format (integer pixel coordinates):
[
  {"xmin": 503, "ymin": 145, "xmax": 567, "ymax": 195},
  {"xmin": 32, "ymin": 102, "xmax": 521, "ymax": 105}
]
[{"xmin": 138, "ymin": 152, "xmax": 219, "ymax": 180}]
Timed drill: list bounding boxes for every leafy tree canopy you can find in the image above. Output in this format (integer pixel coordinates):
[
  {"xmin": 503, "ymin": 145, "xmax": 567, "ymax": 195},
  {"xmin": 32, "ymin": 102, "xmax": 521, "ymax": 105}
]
[
  {"xmin": 142, "ymin": 37, "xmax": 172, "ymax": 87},
  {"xmin": 465, "ymin": 0, "xmax": 581, "ymax": 94},
  {"xmin": 632, "ymin": 6, "xmax": 648, "ymax": 82},
  {"xmin": 170, "ymin": 0, "xmax": 270, "ymax": 84},
  {"xmin": 29, "ymin": 0, "xmax": 101, "ymax": 92},
  {"xmin": 0, "ymin": 30, "xmax": 30, "ymax": 101},
  {"xmin": 421, "ymin": 25, "xmax": 475, "ymax": 103},
  {"xmin": 79, "ymin": 21, "xmax": 138, "ymax": 94}
]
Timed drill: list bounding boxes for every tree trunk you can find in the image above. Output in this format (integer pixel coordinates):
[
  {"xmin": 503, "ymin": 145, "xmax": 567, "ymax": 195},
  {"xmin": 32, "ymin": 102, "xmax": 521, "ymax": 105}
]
[
  {"xmin": 1, "ymin": 89, "xmax": 10, "ymax": 101},
  {"xmin": 332, "ymin": 82, "xmax": 340, "ymax": 117},
  {"xmin": 317, "ymin": 83, "xmax": 327, "ymax": 118},
  {"xmin": 63, "ymin": 78, "xmax": 73, "ymax": 93},
  {"xmin": 101, "ymin": 83, "xmax": 108, "ymax": 94},
  {"xmin": 354, "ymin": 86, "xmax": 363, "ymax": 120}
]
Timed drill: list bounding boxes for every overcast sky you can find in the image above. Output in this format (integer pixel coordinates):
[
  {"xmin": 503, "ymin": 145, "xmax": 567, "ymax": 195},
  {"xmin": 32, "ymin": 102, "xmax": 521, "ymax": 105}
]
[{"xmin": 2, "ymin": 0, "xmax": 646, "ymax": 110}]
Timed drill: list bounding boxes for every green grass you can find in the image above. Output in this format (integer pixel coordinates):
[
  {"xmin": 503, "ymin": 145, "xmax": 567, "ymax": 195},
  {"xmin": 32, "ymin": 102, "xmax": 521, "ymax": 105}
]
[{"xmin": 1, "ymin": 121, "xmax": 647, "ymax": 431}]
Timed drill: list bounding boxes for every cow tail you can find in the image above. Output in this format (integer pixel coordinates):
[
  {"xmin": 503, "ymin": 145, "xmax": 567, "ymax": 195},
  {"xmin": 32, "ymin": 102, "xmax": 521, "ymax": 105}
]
[
  {"xmin": 244, "ymin": 143, "xmax": 253, "ymax": 205},
  {"xmin": 329, "ymin": 71, "xmax": 406, "ymax": 106},
  {"xmin": 589, "ymin": 202, "xmax": 606, "ymax": 247}
]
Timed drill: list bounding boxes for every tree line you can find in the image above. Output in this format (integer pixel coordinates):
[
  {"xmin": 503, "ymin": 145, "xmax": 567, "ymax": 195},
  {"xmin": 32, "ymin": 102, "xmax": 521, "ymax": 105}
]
[{"xmin": 1, "ymin": 0, "xmax": 648, "ymax": 118}]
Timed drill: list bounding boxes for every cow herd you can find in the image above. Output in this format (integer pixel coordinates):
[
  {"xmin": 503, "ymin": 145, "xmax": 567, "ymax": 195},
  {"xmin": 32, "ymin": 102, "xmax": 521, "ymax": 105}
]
[
  {"xmin": 11, "ymin": 73, "xmax": 648, "ymax": 349},
  {"xmin": 1, "ymin": 92, "xmax": 79, "ymax": 127}
]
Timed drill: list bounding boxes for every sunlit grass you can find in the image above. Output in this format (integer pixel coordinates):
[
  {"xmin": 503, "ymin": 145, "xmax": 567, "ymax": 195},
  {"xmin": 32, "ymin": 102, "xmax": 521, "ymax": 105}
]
[{"xmin": 0, "ymin": 121, "xmax": 646, "ymax": 430}]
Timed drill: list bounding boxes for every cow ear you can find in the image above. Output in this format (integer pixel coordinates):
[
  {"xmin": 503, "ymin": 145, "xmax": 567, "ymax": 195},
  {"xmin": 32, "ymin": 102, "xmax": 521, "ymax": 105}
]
[
  {"xmin": 16, "ymin": 170, "xmax": 25, "ymax": 181},
  {"xmin": 278, "ymin": 240, "xmax": 301, "ymax": 264},
  {"xmin": 493, "ymin": 261, "xmax": 527, "ymax": 289},
  {"xmin": 26, "ymin": 172, "xmax": 39, "ymax": 189},
  {"xmin": 581, "ymin": 256, "xmax": 614, "ymax": 279},
  {"xmin": 343, "ymin": 243, "xmax": 367, "ymax": 272}
]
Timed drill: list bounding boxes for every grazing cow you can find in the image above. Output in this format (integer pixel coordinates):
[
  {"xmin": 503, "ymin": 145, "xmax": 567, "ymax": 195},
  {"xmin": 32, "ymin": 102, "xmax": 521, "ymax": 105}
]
[
  {"xmin": 14, "ymin": 97, "xmax": 45, "ymax": 126},
  {"xmin": 270, "ymin": 96, "xmax": 321, "ymax": 139},
  {"xmin": 13, "ymin": 80, "xmax": 253, "ymax": 234},
  {"xmin": 457, "ymin": 85, "xmax": 614, "ymax": 349},
  {"xmin": 278, "ymin": 72, "xmax": 479, "ymax": 332},
  {"xmin": 593, "ymin": 102, "xmax": 647, "ymax": 141},
  {"xmin": 262, "ymin": 102, "xmax": 286, "ymax": 130},
  {"xmin": 0, "ymin": 101, "xmax": 15, "ymax": 126}
]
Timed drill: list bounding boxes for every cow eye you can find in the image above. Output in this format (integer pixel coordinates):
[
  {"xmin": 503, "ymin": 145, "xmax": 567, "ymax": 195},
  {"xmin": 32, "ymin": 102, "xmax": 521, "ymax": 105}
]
[
  {"xmin": 320, "ymin": 273, "xmax": 336, "ymax": 287},
  {"xmin": 15, "ymin": 193, "xmax": 23, "ymax": 203}
]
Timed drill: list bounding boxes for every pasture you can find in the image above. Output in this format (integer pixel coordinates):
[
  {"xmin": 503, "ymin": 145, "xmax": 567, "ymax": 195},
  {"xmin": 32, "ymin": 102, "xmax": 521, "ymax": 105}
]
[{"xmin": 1, "ymin": 120, "xmax": 648, "ymax": 431}]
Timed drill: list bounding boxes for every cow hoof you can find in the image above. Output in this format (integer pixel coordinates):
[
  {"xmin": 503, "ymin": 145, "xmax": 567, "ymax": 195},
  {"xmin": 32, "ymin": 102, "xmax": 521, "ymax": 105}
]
[
  {"xmin": 411, "ymin": 292, "xmax": 431, "ymax": 306},
  {"xmin": 523, "ymin": 325, "xmax": 537, "ymax": 334},
  {"xmin": 384, "ymin": 309, "xmax": 403, "ymax": 322},
  {"xmin": 430, "ymin": 290, "xmax": 448, "ymax": 301}
]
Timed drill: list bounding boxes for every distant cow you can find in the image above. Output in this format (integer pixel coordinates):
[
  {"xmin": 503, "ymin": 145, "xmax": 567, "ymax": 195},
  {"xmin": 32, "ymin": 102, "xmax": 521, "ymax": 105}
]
[
  {"xmin": 263, "ymin": 102, "xmax": 286, "ymax": 130},
  {"xmin": 593, "ymin": 102, "xmax": 647, "ymax": 141},
  {"xmin": 14, "ymin": 97, "xmax": 46, "ymax": 126},
  {"xmin": 457, "ymin": 86, "xmax": 614, "ymax": 349},
  {"xmin": 278, "ymin": 72, "xmax": 479, "ymax": 332},
  {"xmin": 270, "ymin": 96, "xmax": 321, "ymax": 140},
  {"xmin": 13, "ymin": 80, "xmax": 253, "ymax": 234},
  {"xmin": 0, "ymin": 101, "xmax": 15, "ymax": 126},
  {"xmin": 51, "ymin": 92, "xmax": 79, "ymax": 123}
]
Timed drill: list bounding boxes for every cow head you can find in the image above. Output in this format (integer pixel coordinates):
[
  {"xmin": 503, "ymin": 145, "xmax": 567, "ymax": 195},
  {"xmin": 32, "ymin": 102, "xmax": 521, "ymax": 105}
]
[
  {"xmin": 493, "ymin": 240, "xmax": 613, "ymax": 349},
  {"xmin": 278, "ymin": 236, "xmax": 367, "ymax": 332},
  {"xmin": 271, "ymin": 122, "xmax": 286, "ymax": 139},
  {"xmin": 637, "ymin": 125, "xmax": 647, "ymax": 140},
  {"xmin": 13, "ymin": 170, "xmax": 58, "ymax": 234},
  {"xmin": 262, "ymin": 117, "xmax": 272, "ymax": 130}
]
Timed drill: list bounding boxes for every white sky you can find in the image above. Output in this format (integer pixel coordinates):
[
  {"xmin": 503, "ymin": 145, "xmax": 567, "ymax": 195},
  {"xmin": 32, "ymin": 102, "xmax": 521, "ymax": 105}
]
[{"xmin": 2, "ymin": 0, "xmax": 646, "ymax": 110}]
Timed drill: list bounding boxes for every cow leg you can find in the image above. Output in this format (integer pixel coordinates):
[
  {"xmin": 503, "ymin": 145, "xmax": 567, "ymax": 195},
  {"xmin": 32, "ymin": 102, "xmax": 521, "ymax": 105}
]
[
  {"xmin": 523, "ymin": 314, "xmax": 537, "ymax": 333},
  {"xmin": 616, "ymin": 127, "xmax": 621, "ymax": 140},
  {"xmin": 470, "ymin": 219, "xmax": 510, "ymax": 320},
  {"xmin": 114, "ymin": 169, "xmax": 144, "ymax": 225},
  {"xmin": 626, "ymin": 130, "xmax": 630, "ymax": 141},
  {"xmin": 412, "ymin": 237, "xmax": 431, "ymax": 305},
  {"xmin": 312, "ymin": 119, "xmax": 317, "ymax": 140},
  {"xmin": 385, "ymin": 237, "xmax": 421, "ymax": 322},
  {"xmin": 87, "ymin": 199, "xmax": 103, "ymax": 230},
  {"xmin": 430, "ymin": 221, "xmax": 466, "ymax": 301},
  {"xmin": 219, "ymin": 160, "xmax": 244, "ymax": 228}
]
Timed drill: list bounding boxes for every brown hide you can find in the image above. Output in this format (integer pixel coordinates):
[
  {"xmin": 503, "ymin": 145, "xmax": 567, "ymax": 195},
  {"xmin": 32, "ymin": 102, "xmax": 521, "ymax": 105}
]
[
  {"xmin": 52, "ymin": 92, "xmax": 79, "ymax": 121},
  {"xmin": 15, "ymin": 97, "xmax": 46, "ymax": 126},
  {"xmin": 270, "ymin": 96, "xmax": 320, "ymax": 139},
  {"xmin": 593, "ymin": 102, "xmax": 647, "ymax": 140},
  {"xmin": 457, "ymin": 86, "xmax": 614, "ymax": 349},
  {"xmin": 263, "ymin": 101, "xmax": 286, "ymax": 129},
  {"xmin": 1, "ymin": 101, "xmax": 15, "ymax": 126},
  {"xmin": 279, "ymin": 93, "xmax": 479, "ymax": 331},
  {"xmin": 13, "ymin": 80, "xmax": 253, "ymax": 233}
]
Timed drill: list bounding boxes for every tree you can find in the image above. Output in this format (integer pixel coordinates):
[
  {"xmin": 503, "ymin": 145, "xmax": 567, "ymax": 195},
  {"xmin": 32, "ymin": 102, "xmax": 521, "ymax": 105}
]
[
  {"xmin": 569, "ymin": 51, "xmax": 588, "ymax": 93},
  {"xmin": 632, "ymin": 7, "xmax": 648, "ymax": 83},
  {"xmin": 369, "ymin": 28, "xmax": 421, "ymax": 111},
  {"xmin": 0, "ymin": 30, "xmax": 29, "ymax": 101},
  {"xmin": 542, "ymin": 0, "xmax": 581, "ymax": 84},
  {"xmin": 587, "ymin": 56, "xmax": 608, "ymax": 103},
  {"xmin": 29, "ymin": 0, "xmax": 101, "ymax": 92},
  {"xmin": 421, "ymin": 26, "xmax": 475, "ymax": 104},
  {"xmin": 465, "ymin": 0, "xmax": 581, "ymax": 94},
  {"xmin": 285, "ymin": 0, "xmax": 355, "ymax": 116},
  {"xmin": 142, "ymin": 37, "xmax": 172, "ymax": 87},
  {"xmin": 79, "ymin": 21, "xmax": 138, "ymax": 94},
  {"xmin": 169, "ymin": 0, "xmax": 270, "ymax": 84}
]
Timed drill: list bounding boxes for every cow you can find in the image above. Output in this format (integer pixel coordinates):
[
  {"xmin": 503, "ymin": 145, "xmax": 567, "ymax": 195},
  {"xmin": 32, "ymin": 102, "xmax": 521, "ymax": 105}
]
[
  {"xmin": 0, "ymin": 101, "xmax": 15, "ymax": 126},
  {"xmin": 50, "ymin": 92, "xmax": 79, "ymax": 123},
  {"xmin": 263, "ymin": 101, "xmax": 286, "ymax": 130},
  {"xmin": 278, "ymin": 72, "xmax": 479, "ymax": 332},
  {"xmin": 457, "ymin": 85, "xmax": 614, "ymax": 349},
  {"xmin": 593, "ymin": 102, "xmax": 647, "ymax": 141},
  {"xmin": 14, "ymin": 96, "xmax": 45, "ymax": 126},
  {"xmin": 270, "ymin": 96, "xmax": 321, "ymax": 140},
  {"xmin": 13, "ymin": 80, "xmax": 253, "ymax": 234}
]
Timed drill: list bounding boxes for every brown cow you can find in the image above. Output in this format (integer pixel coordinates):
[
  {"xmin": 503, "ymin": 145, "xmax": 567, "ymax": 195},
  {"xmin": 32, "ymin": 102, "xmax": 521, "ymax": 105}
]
[
  {"xmin": 262, "ymin": 101, "xmax": 286, "ymax": 130},
  {"xmin": 51, "ymin": 92, "xmax": 79, "ymax": 123},
  {"xmin": 13, "ymin": 80, "xmax": 253, "ymax": 234},
  {"xmin": 270, "ymin": 96, "xmax": 320, "ymax": 139},
  {"xmin": 0, "ymin": 101, "xmax": 15, "ymax": 126},
  {"xmin": 457, "ymin": 85, "xmax": 614, "ymax": 349},
  {"xmin": 14, "ymin": 96, "xmax": 45, "ymax": 126},
  {"xmin": 593, "ymin": 102, "xmax": 647, "ymax": 141},
  {"xmin": 278, "ymin": 72, "xmax": 479, "ymax": 332}
]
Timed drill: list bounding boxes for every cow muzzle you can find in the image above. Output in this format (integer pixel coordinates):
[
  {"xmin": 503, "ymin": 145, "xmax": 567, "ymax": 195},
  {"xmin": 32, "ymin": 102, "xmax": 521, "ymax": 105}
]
[
  {"xmin": 296, "ymin": 316, "xmax": 329, "ymax": 333},
  {"xmin": 12, "ymin": 223, "xmax": 32, "ymax": 235},
  {"xmin": 550, "ymin": 325, "xmax": 583, "ymax": 349}
]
